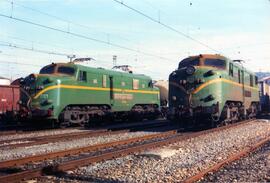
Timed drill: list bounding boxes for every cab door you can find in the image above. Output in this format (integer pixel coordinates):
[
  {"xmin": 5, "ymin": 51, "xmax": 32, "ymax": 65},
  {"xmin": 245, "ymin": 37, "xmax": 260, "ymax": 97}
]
[{"xmin": 109, "ymin": 76, "xmax": 114, "ymax": 107}]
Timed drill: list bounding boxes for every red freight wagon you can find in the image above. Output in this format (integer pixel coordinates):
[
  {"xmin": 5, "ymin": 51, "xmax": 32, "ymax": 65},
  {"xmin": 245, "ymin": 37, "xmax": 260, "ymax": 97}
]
[{"xmin": 0, "ymin": 85, "xmax": 20, "ymax": 115}]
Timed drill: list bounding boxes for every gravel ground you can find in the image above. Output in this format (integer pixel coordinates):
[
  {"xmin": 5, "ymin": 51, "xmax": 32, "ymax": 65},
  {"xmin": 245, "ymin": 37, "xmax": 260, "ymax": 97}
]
[
  {"xmin": 0, "ymin": 128, "xmax": 88, "ymax": 141},
  {"xmin": 200, "ymin": 140, "xmax": 270, "ymax": 182},
  {"xmin": 0, "ymin": 131, "xmax": 157, "ymax": 161},
  {"xmin": 50, "ymin": 119, "xmax": 270, "ymax": 183}
]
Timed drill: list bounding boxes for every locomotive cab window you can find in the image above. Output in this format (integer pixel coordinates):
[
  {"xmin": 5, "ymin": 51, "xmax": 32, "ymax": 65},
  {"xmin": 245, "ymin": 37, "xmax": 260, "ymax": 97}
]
[
  {"xmin": 178, "ymin": 58, "xmax": 199, "ymax": 69},
  {"xmin": 78, "ymin": 71, "xmax": 87, "ymax": 82},
  {"xmin": 204, "ymin": 59, "xmax": 226, "ymax": 69},
  {"xmin": 40, "ymin": 65, "xmax": 56, "ymax": 74},
  {"xmin": 57, "ymin": 66, "xmax": 75, "ymax": 76}
]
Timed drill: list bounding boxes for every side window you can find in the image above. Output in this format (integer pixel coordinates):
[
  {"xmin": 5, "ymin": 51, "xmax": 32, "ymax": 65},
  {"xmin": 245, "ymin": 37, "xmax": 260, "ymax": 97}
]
[
  {"xmin": 229, "ymin": 63, "xmax": 233, "ymax": 77},
  {"xmin": 238, "ymin": 70, "xmax": 241, "ymax": 83},
  {"xmin": 102, "ymin": 75, "xmax": 107, "ymax": 87},
  {"xmin": 250, "ymin": 75, "xmax": 254, "ymax": 87},
  {"xmin": 133, "ymin": 79, "xmax": 139, "ymax": 90},
  {"xmin": 78, "ymin": 71, "xmax": 87, "ymax": 81}
]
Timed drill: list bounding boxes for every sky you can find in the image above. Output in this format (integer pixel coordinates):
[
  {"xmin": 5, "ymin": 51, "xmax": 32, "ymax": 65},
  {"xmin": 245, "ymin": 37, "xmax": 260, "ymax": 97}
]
[{"xmin": 0, "ymin": 0, "xmax": 269, "ymax": 80}]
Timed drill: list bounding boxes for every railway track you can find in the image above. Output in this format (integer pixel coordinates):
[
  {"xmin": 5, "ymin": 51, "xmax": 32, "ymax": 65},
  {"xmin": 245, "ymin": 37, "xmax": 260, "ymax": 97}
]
[
  {"xmin": 0, "ymin": 130, "xmax": 178, "ymax": 182},
  {"xmin": 0, "ymin": 125, "xmax": 86, "ymax": 136},
  {"xmin": 0, "ymin": 119, "xmax": 169, "ymax": 137},
  {"xmin": 0, "ymin": 129, "xmax": 124, "ymax": 149},
  {"xmin": 183, "ymin": 135, "xmax": 270, "ymax": 183},
  {"xmin": 0, "ymin": 119, "xmax": 255, "ymax": 182},
  {"xmin": 0, "ymin": 120, "xmax": 170, "ymax": 149}
]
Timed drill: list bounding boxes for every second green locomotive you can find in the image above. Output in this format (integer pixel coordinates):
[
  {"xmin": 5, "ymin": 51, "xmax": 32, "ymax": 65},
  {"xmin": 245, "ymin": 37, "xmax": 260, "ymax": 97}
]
[
  {"xmin": 21, "ymin": 63, "xmax": 160, "ymax": 126},
  {"xmin": 168, "ymin": 54, "xmax": 260, "ymax": 127}
]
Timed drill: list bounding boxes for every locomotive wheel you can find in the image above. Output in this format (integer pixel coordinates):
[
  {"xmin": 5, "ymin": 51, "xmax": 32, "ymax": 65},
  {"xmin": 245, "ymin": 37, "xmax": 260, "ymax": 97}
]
[
  {"xmin": 217, "ymin": 104, "xmax": 230, "ymax": 127},
  {"xmin": 210, "ymin": 113, "xmax": 220, "ymax": 128},
  {"xmin": 147, "ymin": 115, "xmax": 157, "ymax": 120},
  {"xmin": 129, "ymin": 113, "xmax": 143, "ymax": 122},
  {"xmin": 248, "ymin": 103, "xmax": 258, "ymax": 118},
  {"xmin": 70, "ymin": 114, "xmax": 86, "ymax": 125}
]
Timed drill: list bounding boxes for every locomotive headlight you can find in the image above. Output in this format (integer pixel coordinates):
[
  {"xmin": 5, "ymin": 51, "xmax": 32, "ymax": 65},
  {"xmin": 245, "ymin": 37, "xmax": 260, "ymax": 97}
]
[
  {"xmin": 24, "ymin": 86, "xmax": 30, "ymax": 90},
  {"xmin": 172, "ymin": 96, "xmax": 177, "ymax": 101},
  {"xmin": 44, "ymin": 78, "xmax": 53, "ymax": 84},
  {"xmin": 29, "ymin": 74, "xmax": 36, "ymax": 82},
  {"xmin": 171, "ymin": 71, "xmax": 177, "ymax": 76},
  {"xmin": 183, "ymin": 80, "xmax": 187, "ymax": 84},
  {"xmin": 186, "ymin": 66, "xmax": 196, "ymax": 75},
  {"xmin": 36, "ymin": 85, "xmax": 44, "ymax": 90}
]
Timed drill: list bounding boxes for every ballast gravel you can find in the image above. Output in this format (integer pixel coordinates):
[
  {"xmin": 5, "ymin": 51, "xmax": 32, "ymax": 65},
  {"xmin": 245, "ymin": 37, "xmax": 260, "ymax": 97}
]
[
  {"xmin": 56, "ymin": 120, "xmax": 270, "ymax": 183},
  {"xmin": 0, "ymin": 131, "xmax": 157, "ymax": 161},
  {"xmin": 201, "ymin": 140, "xmax": 270, "ymax": 182}
]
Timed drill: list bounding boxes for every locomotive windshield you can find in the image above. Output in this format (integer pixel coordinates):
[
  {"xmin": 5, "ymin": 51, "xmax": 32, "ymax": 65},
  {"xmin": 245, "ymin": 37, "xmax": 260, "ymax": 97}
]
[
  {"xmin": 178, "ymin": 57, "xmax": 199, "ymax": 69},
  {"xmin": 40, "ymin": 65, "xmax": 75, "ymax": 75},
  {"xmin": 204, "ymin": 59, "xmax": 226, "ymax": 69},
  {"xmin": 40, "ymin": 65, "xmax": 56, "ymax": 74},
  {"xmin": 57, "ymin": 66, "xmax": 75, "ymax": 75}
]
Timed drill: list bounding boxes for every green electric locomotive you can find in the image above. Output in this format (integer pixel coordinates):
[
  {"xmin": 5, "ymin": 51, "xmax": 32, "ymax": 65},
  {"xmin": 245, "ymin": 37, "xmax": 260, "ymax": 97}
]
[
  {"xmin": 21, "ymin": 62, "xmax": 160, "ymax": 127},
  {"xmin": 168, "ymin": 54, "xmax": 260, "ymax": 127}
]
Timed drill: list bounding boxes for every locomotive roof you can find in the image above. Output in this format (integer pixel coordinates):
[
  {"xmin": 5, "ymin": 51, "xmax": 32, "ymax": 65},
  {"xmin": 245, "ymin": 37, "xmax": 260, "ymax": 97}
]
[
  {"xmin": 184, "ymin": 54, "xmax": 255, "ymax": 75},
  {"xmin": 46, "ymin": 63, "xmax": 152, "ymax": 80}
]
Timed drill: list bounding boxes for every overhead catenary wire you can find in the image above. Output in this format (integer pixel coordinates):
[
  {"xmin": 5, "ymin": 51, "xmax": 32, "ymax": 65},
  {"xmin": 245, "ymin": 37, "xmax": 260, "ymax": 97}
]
[
  {"xmin": 0, "ymin": 43, "xmax": 110, "ymax": 67},
  {"xmin": 4, "ymin": 0, "xmax": 139, "ymax": 46},
  {"xmin": 0, "ymin": 35, "xmax": 114, "ymax": 64},
  {"xmin": 0, "ymin": 13, "xmax": 174, "ymax": 62},
  {"xmin": 112, "ymin": 0, "xmax": 220, "ymax": 53},
  {"xmin": 0, "ymin": 33, "xmax": 76, "ymax": 52},
  {"xmin": 0, "ymin": 41, "xmax": 71, "ymax": 57},
  {"xmin": 0, "ymin": 60, "xmax": 42, "ymax": 67},
  {"xmin": 0, "ymin": 41, "xmax": 118, "ymax": 70}
]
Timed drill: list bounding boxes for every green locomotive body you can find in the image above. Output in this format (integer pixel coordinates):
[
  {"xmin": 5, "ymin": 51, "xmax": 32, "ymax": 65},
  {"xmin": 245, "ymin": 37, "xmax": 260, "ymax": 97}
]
[
  {"xmin": 22, "ymin": 63, "xmax": 160, "ymax": 126},
  {"xmin": 168, "ymin": 54, "xmax": 260, "ymax": 127}
]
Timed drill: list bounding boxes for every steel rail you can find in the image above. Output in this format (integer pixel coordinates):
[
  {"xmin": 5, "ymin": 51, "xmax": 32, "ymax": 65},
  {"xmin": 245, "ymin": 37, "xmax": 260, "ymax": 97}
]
[
  {"xmin": 0, "ymin": 129, "xmax": 125, "ymax": 149},
  {"xmin": 0, "ymin": 130, "xmax": 177, "ymax": 169},
  {"xmin": 0, "ymin": 119, "xmax": 168, "ymax": 136},
  {"xmin": 0, "ymin": 129, "xmax": 107, "ymax": 143},
  {"xmin": 183, "ymin": 135, "xmax": 270, "ymax": 183},
  {"xmin": 0, "ymin": 130, "xmax": 17, "ymax": 136},
  {"xmin": 0, "ymin": 120, "xmax": 170, "ymax": 149},
  {"xmin": 43, "ymin": 120, "xmax": 256, "ymax": 173},
  {"xmin": 0, "ymin": 120, "xmax": 255, "ymax": 182},
  {"xmin": 0, "ymin": 126, "xmax": 85, "ymax": 136}
]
